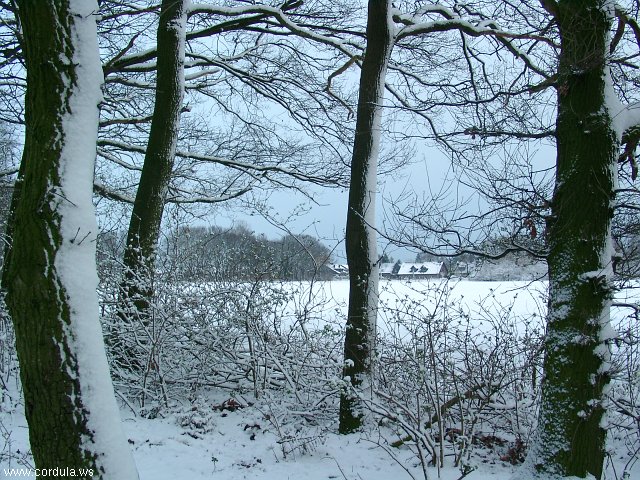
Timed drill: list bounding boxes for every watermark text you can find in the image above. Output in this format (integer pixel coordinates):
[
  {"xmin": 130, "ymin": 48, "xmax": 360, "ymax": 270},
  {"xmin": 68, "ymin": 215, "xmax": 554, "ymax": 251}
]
[{"xmin": 3, "ymin": 467, "xmax": 94, "ymax": 477}]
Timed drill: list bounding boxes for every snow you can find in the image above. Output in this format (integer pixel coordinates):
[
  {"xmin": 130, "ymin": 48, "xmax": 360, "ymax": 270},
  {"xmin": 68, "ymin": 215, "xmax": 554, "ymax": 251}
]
[
  {"xmin": 604, "ymin": 59, "xmax": 640, "ymax": 139},
  {"xmin": 187, "ymin": 2, "xmax": 353, "ymax": 59},
  {"xmin": 2, "ymin": 279, "xmax": 639, "ymax": 479},
  {"xmin": 394, "ymin": 262, "xmax": 444, "ymax": 276},
  {"xmin": 120, "ymin": 405, "xmax": 510, "ymax": 480},
  {"xmin": 53, "ymin": 1, "xmax": 138, "ymax": 478},
  {"xmin": 0, "ymin": 405, "xmax": 582, "ymax": 480},
  {"xmin": 172, "ymin": 0, "xmax": 188, "ymax": 107}
]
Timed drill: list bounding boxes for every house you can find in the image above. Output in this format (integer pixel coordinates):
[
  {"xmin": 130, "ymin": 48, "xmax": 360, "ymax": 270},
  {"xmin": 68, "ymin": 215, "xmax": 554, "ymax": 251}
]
[
  {"xmin": 379, "ymin": 262, "xmax": 448, "ymax": 280},
  {"xmin": 321, "ymin": 261, "xmax": 448, "ymax": 280},
  {"xmin": 396, "ymin": 262, "xmax": 448, "ymax": 279},
  {"xmin": 379, "ymin": 262, "xmax": 396, "ymax": 278},
  {"xmin": 320, "ymin": 263, "xmax": 349, "ymax": 280}
]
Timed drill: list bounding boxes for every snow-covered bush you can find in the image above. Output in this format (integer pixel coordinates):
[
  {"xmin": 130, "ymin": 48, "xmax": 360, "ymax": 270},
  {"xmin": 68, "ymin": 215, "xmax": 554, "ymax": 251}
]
[
  {"xmin": 371, "ymin": 281, "xmax": 545, "ymax": 474},
  {"xmin": 605, "ymin": 304, "xmax": 640, "ymax": 478},
  {"xmin": 94, "ymin": 231, "xmax": 640, "ymax": 477},
  {"xmin": 0, "ymin": 302, "xmax": 15, "ymax": 406},
  {"xmin": 0, "ymin": 298, "xmax": 29, "ymax": 471},
  {"xmin": 99, "ymin": 244, "xmax": 344, "ymax": 423}
]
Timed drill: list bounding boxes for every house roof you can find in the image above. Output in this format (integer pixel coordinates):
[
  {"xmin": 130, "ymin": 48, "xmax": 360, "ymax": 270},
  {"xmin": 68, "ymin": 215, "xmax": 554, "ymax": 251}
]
[
  {"xmin": 379, "ymin": 263, "xmax": 395, "ymax": 274},
  {"xmin": 326, "ymin": 264, "xmax": 349, "ymax": 274},
  {"xmin": 396, "ymin": 262, "xmax": 445, "ymax": 276},
  {"xmin": 325, "ymin": 262, "xmax": 446, "ymax": 277}
]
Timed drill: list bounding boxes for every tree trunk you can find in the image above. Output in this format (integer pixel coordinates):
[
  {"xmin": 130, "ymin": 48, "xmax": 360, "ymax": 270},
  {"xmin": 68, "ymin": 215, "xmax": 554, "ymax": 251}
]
[
  {"xmin": 339, "ymin": 0, "xmax": 394, "ymax": 434},
  {"xmin": 525, "ymin": 1, "xmax": 615, "ymax": 477},
  {"xmin": 120, "ymin": 0, "xmax": 187, "ymax": 322},
  {"xmin": 3, "ymin": 1, "xmax": 138, "ymax": 477}
]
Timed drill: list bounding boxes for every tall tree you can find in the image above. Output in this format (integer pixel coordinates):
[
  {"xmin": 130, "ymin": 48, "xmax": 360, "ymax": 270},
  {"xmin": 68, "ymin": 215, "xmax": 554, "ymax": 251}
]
[
  {"xmin": 3, "ymin": 1, "xmax": 138, "ymax": 477},
  {"xmin": 377, "ymin": 1, "xmax": 640, "ymax": 476},
  {"xmin": 339, "ymin": 0, "xmax": 394, "ymax": 434},
  {"xmin": 523, "ymin": 1, "xmax": 640, "ymax": 477},
  {"xmin": 120, "ymin": 0, "xmax": 188, "ymax": 323}
]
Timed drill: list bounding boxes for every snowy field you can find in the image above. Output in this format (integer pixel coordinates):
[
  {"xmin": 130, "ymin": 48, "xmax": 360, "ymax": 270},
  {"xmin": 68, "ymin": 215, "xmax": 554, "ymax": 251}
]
[{"xmin": 2, "ymin": 279, "xmax": 639, "ymax": 480}]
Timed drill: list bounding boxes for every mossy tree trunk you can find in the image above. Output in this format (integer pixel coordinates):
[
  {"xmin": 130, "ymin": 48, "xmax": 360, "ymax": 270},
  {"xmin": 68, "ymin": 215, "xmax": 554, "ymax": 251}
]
[
  {"xmin": 120, "ymin": 0, "xmax": 187, "ymax": 323},
  {"xmin": 339, "ymin": 0, "xmax": 394, "ymax": 434},
  {"xmin": 3, "ymin": 1, "xmax": 138, "ymax": 477},
  {"xmin": 527, "ymin": 1, "xmax": 616, "ymax": 478}
]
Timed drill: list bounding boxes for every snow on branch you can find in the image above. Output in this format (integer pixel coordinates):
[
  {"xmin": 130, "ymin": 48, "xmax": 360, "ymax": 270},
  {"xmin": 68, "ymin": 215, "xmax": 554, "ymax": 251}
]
[
  {"xmin": 93, "ymin": 180, "xmax": 136, "ymax": 204},
  {"xmin": 187, "ymin": 2, "xmax": 357, "ymax": 58},
  {"xmin": 165, "ymin": 184, "xmax": 252, "ymax": 204},
  {"xmin": 394, "ymin": 8, "xmax": 553, "ymax": 80}
]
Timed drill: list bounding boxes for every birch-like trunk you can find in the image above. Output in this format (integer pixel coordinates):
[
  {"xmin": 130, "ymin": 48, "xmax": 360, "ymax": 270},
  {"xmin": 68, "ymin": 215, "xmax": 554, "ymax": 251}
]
[
  {"xmin": 4, "ymin": 1, "xmax": 138, "ymax": 477},
  {"xmin": 523, "ymin": 1, "xmax": 616, "ymax": 477},
  {"xmin": 339, "ymin": 0, "xmax": 394, "ymax": 434}
]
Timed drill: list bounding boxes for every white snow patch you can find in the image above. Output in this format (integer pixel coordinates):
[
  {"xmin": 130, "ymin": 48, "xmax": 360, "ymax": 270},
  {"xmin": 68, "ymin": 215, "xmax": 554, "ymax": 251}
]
[{"xmin": 604, "ymin": 67, "xmax": 640, "ymax": 139}]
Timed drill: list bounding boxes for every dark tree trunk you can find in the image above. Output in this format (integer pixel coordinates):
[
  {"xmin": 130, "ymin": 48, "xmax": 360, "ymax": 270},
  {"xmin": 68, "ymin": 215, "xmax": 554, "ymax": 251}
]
[
  {"xmin": 1, "ymin": 160, "xmax": 25, "ymax": 288},
  {"xmin": 120, "ymin": 0, "xmax": 187, "ymax": 322},
  {"xmin": 339, "ymin": 0, "xmax": 394, "ymax": 434},
  {"xmin": 528, "ymin": 1, "xmax": 616, "ymax": 478},
  {"xmin": 3, "ymin": 1, "xmax": 137, "ymax": 477}
]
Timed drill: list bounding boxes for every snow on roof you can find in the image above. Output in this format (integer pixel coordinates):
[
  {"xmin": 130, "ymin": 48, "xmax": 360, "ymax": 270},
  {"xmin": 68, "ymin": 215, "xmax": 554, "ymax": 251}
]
[
  {"xmin": 397, "ymin": 262, "xmax": 444, "ymax": 275},
  {"xmin": 327, "ymin": 264, "xmax": 349, "ymax": 274},
  {"xmin": 379, "ymin": 262, "xmax": 395, "ymax": 274},
  {"xmin": 326, "ymin": 262, "xmax": 446, "ymax": 276}
]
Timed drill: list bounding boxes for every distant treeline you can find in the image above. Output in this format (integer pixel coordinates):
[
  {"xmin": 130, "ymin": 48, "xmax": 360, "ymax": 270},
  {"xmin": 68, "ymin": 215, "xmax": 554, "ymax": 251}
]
[{"xmin": 98, "ymin": 224, "xmax": 333, "ymax": 282}]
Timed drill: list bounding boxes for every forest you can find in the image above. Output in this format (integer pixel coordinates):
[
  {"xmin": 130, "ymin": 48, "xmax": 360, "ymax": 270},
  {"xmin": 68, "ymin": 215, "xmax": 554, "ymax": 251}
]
[{"xmin": 1, "ymin": 1, "xmax": 640, "ymax": 479}]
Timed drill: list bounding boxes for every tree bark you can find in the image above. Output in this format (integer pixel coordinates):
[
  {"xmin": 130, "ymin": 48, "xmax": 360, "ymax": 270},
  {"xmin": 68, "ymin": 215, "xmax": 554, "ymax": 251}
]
[
  {"xmin": 526, "ymin": 1, "xmax": 616, "ymax": 477},
  {"xmin": 4, "ymin": 1, "xmax": 138, "ymax": 477},
  {"xmin": 120, "ymin": 0, "xmax": 187, "ymax": 323},
  {"xmin": 339, "ymin": 0, "xmax": 394, "ymax": 434}
]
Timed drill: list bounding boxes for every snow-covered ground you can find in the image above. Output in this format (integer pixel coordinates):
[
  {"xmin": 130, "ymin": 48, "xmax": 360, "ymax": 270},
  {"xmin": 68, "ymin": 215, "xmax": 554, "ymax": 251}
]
[
  {"xmin": 1, "ymin": 390, "xmax": 517, "ymax": 480},
  {"xmin": 1, "ymin": 279, "xmax": 639, "ymax": 479}
]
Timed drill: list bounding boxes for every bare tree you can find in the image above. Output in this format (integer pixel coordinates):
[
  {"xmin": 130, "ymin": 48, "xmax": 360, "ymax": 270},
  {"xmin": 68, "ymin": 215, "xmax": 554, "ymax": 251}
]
[
  {"xmin": 94, "ymin": 0, "xmax": 357, "ymax": 210},
  {"xmin": 119, "ymin": 0, "xmax": 188, "ymax": 327},
  {"xmin": 90, "ymin": 1, "xmax": 364, "ymax": 331},
  {"xmin": 339, "ymin": 0, "xmax": 556, "ymax": 433},
  {"xmin": 379, "ymin": 1, "xmax": 640, "ymax": 477},
  {"xmin": 523, "ymin": 1, "xmax": 640, "ymax": 478},
  {"xmin": 339, "ymin": 0, "xmax": 394, "ymax": 434}
]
